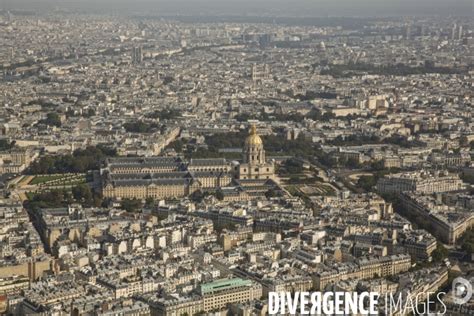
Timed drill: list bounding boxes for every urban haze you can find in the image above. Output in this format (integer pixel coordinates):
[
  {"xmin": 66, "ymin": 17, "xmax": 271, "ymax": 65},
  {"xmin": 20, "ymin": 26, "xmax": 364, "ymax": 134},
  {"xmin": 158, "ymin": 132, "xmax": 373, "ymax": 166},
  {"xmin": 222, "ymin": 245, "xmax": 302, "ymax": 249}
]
[{"xmin": 0, "ymin": 0, "xmax": 473, "ymax": 315}]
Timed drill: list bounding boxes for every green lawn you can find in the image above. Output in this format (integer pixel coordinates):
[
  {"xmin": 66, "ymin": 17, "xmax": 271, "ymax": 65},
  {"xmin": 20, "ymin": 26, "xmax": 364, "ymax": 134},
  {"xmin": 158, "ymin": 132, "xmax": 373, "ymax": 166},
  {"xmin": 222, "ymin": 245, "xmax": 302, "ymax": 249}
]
[
  {"xmin": 314, "ymin": 183, "xmax": 336, "ymax": 195},
  {"xmin": 29, "ymin": 175, "xmax": 65, "ymax": 185},
  {"xmin": 29, "ymin": 174, "xmax": 86, "ymax": 186},
  {"xmin": 285, "ymin": 185, "xmax": 301, "ymax": 196}
]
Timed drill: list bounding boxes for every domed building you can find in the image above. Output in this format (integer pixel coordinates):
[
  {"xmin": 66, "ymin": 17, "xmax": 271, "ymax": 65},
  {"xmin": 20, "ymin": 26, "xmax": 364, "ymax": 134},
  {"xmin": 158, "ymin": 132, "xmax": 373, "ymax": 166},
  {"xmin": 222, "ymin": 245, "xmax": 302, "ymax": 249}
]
[
  {"xmin": 238, "ymin": 124, "xmax": 275, "ymax": 180},
  {"xmin": 101, "ymin": 123, "xmax": 278, "ymax": 201}
]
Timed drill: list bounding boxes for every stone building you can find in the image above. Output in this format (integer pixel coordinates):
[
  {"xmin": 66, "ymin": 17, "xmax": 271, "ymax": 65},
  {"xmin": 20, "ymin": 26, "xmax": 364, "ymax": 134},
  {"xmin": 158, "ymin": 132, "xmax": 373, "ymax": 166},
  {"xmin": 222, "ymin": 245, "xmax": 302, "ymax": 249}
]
[
  {"xmin": 102, "ymin": 157, "xmax": 233, "ymax": 200},
  {"xmin": 314, "ymin": 254, "xmax": 411, "ymax": 290},
  {"xmin": 147, "ymin": 278, "xmax": 262, "ymax": 316},
  {"xmin": 238, "ymin": 124, "xmax": 275, "ymax": 181},
  {"xmin": 102, "ymin": 125, "xmax": 276, "ymax": 200},
  {"xmin": 376, "ymin": 170, "xmax": 463, "ymax": 195}
]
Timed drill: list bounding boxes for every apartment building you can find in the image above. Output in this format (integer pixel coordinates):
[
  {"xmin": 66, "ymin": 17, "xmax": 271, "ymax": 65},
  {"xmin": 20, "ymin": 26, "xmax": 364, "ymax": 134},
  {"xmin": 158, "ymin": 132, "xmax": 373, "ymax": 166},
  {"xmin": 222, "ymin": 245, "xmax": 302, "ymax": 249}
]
[
  {"xmin": 314, "ymin": 254, "xmax": 411, "ymax": 290},
  {"xmin": 376, "ymin": 170, "xmax": 463, "ymax": 194},
  {"xmin": 148, "ymin": 278, "xmax": 262, "ymax": 316}
]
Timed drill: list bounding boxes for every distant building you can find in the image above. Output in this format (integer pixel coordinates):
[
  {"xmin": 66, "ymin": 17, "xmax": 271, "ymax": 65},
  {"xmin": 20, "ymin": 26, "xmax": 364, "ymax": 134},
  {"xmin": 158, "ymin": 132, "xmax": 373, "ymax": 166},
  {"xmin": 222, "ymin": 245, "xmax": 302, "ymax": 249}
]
[
  {"xmin": 251, "ymin": 64, "xmax": 270, "ymax": 82},
  {"xmin": 405, "ymin": 25, "xmax": 412, "ymax": 40},
  {"xmin": 132, "ymin": 46, "xmax": 143, "ymax": 64}
]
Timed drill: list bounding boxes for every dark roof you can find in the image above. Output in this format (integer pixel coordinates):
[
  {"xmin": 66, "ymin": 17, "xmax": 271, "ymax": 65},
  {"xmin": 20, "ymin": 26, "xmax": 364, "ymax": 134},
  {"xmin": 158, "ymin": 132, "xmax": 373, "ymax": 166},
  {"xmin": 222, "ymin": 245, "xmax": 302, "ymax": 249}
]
[
  {"xmin": 188, "ymin": 158, "xmax": 228, "ymax": 166},
  {"xmin": 112, "ymin": 178, "xmax": 196, "ymax": 187},
  {"xmin": 110, "ymin": 172, "xmax": 191, "ymax": 181}
]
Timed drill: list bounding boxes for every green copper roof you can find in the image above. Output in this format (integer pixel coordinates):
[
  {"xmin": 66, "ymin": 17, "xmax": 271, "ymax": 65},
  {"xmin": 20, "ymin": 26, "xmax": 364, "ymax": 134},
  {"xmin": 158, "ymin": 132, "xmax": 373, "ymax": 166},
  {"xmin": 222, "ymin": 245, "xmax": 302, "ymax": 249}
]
[{"xmin": 199, "ymin": 278, "xmax": 252, "ymax": 294}]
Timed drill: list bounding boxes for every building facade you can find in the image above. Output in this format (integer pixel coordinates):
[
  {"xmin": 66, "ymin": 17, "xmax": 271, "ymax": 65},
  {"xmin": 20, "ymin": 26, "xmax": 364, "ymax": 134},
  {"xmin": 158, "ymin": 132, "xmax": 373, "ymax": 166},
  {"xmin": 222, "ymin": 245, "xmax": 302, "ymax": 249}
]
[
  {"xmin": 238, "ymin": 124, "xmax": 275, "ymax": 180},
  {"xmin": 376, "ymin": 170, "xmax": 463, "ymax": 195},
  {"xmin": 102, "ymin": 125, "xmax": 276, "ymax": 200}
]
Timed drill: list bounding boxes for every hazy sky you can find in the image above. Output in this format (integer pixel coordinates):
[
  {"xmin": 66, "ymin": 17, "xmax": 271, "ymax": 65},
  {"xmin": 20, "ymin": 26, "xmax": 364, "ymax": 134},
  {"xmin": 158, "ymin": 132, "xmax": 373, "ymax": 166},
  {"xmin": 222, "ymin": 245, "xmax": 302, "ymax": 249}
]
[{"xmin": 3, "ymin": 0, "xmax": 473, "ymax": 17}]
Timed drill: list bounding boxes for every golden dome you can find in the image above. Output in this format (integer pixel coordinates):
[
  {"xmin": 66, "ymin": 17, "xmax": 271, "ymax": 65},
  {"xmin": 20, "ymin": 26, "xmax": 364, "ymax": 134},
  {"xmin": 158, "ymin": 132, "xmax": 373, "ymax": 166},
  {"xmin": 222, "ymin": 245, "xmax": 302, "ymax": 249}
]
[{"xmin": 245, "ymin": 124, "xmax": 263, "ymax": 146}]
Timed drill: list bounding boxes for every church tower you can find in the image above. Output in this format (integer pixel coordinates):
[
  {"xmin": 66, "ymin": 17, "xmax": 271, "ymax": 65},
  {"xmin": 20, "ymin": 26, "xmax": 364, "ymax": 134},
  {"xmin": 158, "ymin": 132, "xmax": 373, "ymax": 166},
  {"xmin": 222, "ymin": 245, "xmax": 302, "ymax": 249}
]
[
  {"xmin": 243, "ymin": 124, "xmax": 265, "ymax": 165},
  {"xmin": 239, "ymin": 124, "xmax": 275, "ymax": 180}
]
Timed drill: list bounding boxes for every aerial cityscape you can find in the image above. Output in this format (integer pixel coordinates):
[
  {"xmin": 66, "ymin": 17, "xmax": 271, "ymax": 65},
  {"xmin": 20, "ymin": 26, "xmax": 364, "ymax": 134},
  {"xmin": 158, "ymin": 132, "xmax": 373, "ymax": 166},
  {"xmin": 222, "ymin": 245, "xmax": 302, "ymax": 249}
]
[{"xmin": 0, "ymin": 0, "xmax": 473, "ymax": 315}]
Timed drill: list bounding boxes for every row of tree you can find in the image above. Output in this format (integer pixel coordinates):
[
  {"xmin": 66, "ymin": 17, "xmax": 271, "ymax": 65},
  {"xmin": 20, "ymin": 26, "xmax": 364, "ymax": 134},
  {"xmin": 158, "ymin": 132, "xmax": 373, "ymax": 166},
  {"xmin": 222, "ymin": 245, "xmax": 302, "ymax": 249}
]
[
  {"xmin": 0, "ymin": 139, "xmax": 14, "ymax": 151},
  {"xmin": 145, "ymin": 109, "xmax": 181, "ymax": 120},
  {"xmin": 123, "ymin": 120, "xmax": 163, "ymax": 134},
  {"xmin": 24, "ymin": 184, "xmax": 102, "ymax": 210},
  {"xmin": 167, "ymin": 130, "xmax": 324, "ymax": 162},
  {"xmin": 26, "ymin": 145, "xmax": 117, "ymax": 174},
  {"xmin": 38, "ymin": 112, "xmax": 62, "ymax": 127}
]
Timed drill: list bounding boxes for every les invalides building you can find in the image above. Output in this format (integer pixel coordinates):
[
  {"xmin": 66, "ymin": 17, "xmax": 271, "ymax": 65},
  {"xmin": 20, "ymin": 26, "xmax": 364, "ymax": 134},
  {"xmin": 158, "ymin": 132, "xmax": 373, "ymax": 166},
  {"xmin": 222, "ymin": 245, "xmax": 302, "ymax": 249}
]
[
  {"xmin": 238, "ymin": 124, "xmax": 275, "ymax": 180},
  {"xmin": 102, "ymin": 124, "xmax": 278, "ymax": 201}
]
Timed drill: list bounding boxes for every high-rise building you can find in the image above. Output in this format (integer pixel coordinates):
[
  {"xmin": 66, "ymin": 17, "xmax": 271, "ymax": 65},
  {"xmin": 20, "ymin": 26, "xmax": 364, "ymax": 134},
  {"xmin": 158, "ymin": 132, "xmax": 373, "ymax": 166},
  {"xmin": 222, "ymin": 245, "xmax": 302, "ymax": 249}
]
[
  {"xmin": 451, "ymin": 23, "xmax": 457, "ymax": 40},
  {"xmin": 457, "ymin": 25, "xmax": 464, "ymax": 40},
  {"xmin": 405, "ymin": 25, "xmax": 411, "ymax": 40},
  {"xmin": 132, "ymin": 46, "xmax": 143, "ymax": 64},
  {"xmin": 420, "ymin": 24, "xmax": 429, "ymax": 37}
]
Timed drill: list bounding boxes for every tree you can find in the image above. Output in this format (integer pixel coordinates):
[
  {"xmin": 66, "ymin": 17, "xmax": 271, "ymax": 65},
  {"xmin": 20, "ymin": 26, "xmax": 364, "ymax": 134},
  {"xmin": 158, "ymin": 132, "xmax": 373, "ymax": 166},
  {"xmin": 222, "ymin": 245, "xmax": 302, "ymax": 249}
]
[
  {"xmin": 40, "ymin": 112, "xmax": 62, "ymax": 127},
  {"xmin": 357, "ymin": 175, "xmax": 377, "ymax": 192},
  {"xmin": 83, "ymin": 108, "xmax": 96, "ymax": 117},
  {"xmin": 25, "ymin": 185, "xmax": 102, "ymax": 210},
  {"xmin": 0, "ymin": 139, "xmax": 14, "ymax": 150},
  {"xmin": 162, "ymin": 76, "xmax": 174, "ymax": 85},
  {"xmin": 72, "ymin": 184, "xmax": 93, "ymax": 205},
  {"xmin": 459, "ymin": 228, "xmax": 474, "ymax": 255},
  {"xmin": 432, "ymin": 243, "xmax": 449, "ymax": 262},
  {"xmin": 25, "ymin": 190, "xmax": 69, "ymax": 210},
  {"xmin": 281, "ymin": 158, "xmax": 304, "ymax": 175},
  {"xmin": 190, "ymin": 190, "xmax": 205, "ymax": 203},
  {"xmin": 235, "ymin": 113, "xmax": 255, "ymax": 122},
  {"xmin": 461, "ymin": 173, "xmax": 474, "ymax": 185},
  {"xmin": 346, "ymin": 157, "xmax": 361, "ymax": 169},
  {"xmin": 120, "ymin": 198, "xmax": 142, "ymax": 212},
  {"xmin": 265, "ymin": 188, "xmax": 281, "ymax": 199},
  {"xmin": 145, "ymin": 197, "xmax": 155, "ymax": 208},
  {"xmin": 123, "ymin": 121, "xmax": 161, "ymax": 133},
  {"xmin": 370, "ymin": 160, "xmax": 385, "ymax": 171},
  {"xmin": 27, "ymin": 145, "xmax": 117, "ymax": 174},
  {"xmin": 168, "ymin": 139, "xmax": 184, "ymax": 153},
  {"xmin": 146, "ymin": 109, "xmax": 181, "ymax": 120},
  {"xmin": 214, "ymin": 190, "xmax": 224, "ymax": 201}
]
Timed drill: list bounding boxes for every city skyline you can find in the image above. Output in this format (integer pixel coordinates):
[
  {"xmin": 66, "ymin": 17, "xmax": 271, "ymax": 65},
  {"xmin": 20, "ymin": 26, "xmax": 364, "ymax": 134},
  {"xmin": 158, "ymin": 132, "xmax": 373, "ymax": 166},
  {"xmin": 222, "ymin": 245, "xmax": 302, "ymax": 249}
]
[
  {"xmin": 1, "ymin": 0, "xmax": 473, "ymax": 17},
  {"xmin": 0, "ymin": 3, "xmax": 473, "ymax": 316}
]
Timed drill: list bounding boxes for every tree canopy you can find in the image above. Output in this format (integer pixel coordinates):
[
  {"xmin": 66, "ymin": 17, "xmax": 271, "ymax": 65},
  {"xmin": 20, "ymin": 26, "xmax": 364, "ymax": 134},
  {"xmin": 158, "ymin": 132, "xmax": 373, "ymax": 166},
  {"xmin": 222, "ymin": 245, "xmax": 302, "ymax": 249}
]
[
  {"xmin": 38, "ymin": 112, "xmax": 62, "ymax": 127},
  {"xmin": 27, "ymin": 145, "xmax": 117, "ymax": 174}
]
